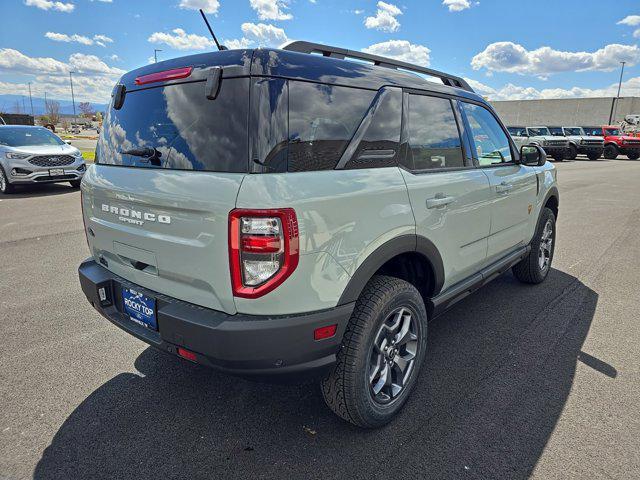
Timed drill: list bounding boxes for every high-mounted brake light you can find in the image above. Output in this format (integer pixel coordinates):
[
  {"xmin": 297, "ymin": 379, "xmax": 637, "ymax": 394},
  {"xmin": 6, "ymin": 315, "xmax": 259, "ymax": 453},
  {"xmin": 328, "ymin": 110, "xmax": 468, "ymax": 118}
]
[
  {"xmin": 229, "ymin": 209, "xmax": 299, "ymax": 299},
  {"xmin": 134, "ymin": 67, "xmax": 193, "ymax": 86}
]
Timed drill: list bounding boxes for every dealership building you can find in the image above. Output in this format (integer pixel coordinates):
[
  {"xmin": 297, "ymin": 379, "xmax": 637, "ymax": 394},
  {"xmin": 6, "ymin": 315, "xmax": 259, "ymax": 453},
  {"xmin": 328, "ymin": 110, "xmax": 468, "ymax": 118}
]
[{"xmin": 491, "ymin": 96, "xmax": 640, "ymax": 127}]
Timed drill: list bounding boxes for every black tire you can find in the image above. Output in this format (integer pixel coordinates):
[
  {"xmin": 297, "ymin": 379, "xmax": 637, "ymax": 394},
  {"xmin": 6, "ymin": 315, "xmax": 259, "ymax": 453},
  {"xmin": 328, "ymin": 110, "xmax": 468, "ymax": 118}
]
[
  {"xmin": 603, "ymin": 144, "xmax": 618, "ymax": 159},
  {"xmin": 627, "ymin": 152, "xmax": 639, "ymax": 160},
  {"xmin": 552, "ymin": 153, "xmax": 564, "ymax": 162},
  {"xmin": 69, "ymin": 180, "xmax": 82, "ymax": 188},
  {"xmin": 567, "ymin": 144, "xmax": 578, "ymax": 160},
  {"xmin": 513, "ymin": 207, "xmax": 556, "ymax": 284},
  {"xmin": 0, "ymin": 165, "xmax": 15, "ymax": 194},
  {"xmin": 321, "ymin": 275, "xmax": 428, "ymax": 428},
  {"xmin": 587, "ymin": 152, "xmax": 601, "ymax": 161}
]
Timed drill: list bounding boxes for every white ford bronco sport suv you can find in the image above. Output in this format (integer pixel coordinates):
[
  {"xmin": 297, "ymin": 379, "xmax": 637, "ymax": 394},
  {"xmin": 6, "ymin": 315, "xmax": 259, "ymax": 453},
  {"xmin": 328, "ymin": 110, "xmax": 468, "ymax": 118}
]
[{"xmin": 78, "ymin": 42, "xmax": 559, "ymax": 428}]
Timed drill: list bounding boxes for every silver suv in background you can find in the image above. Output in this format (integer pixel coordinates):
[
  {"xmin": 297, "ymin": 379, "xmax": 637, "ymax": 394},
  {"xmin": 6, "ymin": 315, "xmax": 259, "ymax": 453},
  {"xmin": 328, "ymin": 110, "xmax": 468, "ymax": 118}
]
[
  {"xmin": 548, "ymin": 126, "xmax": 603, "ymax": 160},
  {"xmin": 507, "ymin": 126, "xmax": 569, "ymax": 161},
  {"xmin": 0, "ymin": 125, "xmax": 86, "ymax": 193}
]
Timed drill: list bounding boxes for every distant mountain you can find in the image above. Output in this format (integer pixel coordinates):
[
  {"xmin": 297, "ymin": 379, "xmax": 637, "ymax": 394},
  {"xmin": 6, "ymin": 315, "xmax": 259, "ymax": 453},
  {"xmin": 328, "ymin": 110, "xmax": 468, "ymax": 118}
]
[{"xmin": 0, "ymin": 94, "xmax": 107, "ymax": 116}]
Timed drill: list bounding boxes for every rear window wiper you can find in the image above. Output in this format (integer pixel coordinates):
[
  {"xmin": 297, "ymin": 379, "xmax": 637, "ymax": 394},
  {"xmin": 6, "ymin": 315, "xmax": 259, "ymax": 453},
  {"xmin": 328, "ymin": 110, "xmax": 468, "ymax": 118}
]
[{"xmin": 121, "ymin": 147, "xmax": 162, "ymax": 166}]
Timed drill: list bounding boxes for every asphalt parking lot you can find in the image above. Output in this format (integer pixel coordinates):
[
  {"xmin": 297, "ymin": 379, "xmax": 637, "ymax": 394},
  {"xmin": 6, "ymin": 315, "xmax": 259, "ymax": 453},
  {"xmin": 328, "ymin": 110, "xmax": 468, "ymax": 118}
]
[{"xmin": 1, "ymin": 158, "xmax": 639, "ymax": 480}]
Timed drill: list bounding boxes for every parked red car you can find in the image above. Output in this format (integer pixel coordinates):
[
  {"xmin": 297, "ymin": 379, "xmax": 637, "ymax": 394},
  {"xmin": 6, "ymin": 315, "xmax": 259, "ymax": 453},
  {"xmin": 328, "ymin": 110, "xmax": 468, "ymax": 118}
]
[{"xmin": 582, "ymin": 126, "xmax": 640, "ymax": 160}]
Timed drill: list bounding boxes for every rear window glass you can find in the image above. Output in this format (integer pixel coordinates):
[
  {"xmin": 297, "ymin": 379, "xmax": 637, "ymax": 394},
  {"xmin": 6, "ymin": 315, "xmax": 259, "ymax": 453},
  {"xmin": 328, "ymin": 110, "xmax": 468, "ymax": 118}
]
[
  {"xmin": 288, "ymin": 82, "xmax": 375, "ymax": 172},
  {"xmin": 97, "ymin": 78, "xmax": 249, "ymax": 172}
]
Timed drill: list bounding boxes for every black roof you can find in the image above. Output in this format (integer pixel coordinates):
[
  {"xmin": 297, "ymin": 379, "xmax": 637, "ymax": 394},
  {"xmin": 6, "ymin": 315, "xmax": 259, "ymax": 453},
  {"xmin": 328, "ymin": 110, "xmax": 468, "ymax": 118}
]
[{"xmin": 119, "ymin": 47, "xmax": 483, "ymax": 104}]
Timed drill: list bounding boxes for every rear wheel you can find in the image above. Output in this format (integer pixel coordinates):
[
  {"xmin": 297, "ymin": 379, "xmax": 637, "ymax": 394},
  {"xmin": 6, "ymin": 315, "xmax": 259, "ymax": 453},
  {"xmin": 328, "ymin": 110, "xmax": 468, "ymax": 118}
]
[
  {"xmin": 69, "ymin": 180, "xmax": 82, "ymax": 188},
  {"xmin": 603, "ymin": 144, "xmax": 618, "ymax": 159},
  {"xmin": 627, "ymin": 152, "xmax": 639, "ymax": 160},
  {"xmin": 567, "ymin": 144, "xmax": 578, "ymax": 160},
  {"xmin": 0, "ymin": 166, "xmax": 15, "ymax": 194},
  {"xmin": 321, "ymin": 275, "xmax": 427, "ymax": 428},
  {"xmin": 587, "ymin": 152, "xmax": 601, "ymax": 161},
  {"xmin": 513, "ymin": 207, "xmax": 556, "ymax": 284}
]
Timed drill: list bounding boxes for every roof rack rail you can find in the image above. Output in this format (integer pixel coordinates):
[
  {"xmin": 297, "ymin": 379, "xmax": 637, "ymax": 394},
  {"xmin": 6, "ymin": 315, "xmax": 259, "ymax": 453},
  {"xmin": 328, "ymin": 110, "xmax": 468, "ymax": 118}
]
[{"xmin": 282, "ymin": 40, "xmax": 474, "ymax": 93}]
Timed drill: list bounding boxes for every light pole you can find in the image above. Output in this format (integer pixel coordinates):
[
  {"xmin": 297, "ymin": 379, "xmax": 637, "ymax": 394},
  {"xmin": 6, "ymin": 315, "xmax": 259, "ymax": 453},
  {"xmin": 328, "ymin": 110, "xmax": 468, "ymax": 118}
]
[
  {"xmin": 154, "ymin": 49, "xmax": 162, "ymax": 63},
  {"xmin": 610, "ymin": 61, "xmax": 626, "ymax": 124},
  {"xmin": 28, "ymin": 82, "xmax": 34, "ymax": 116},
  {"xmin": 69, "ymin": 71, "xmax": 77, "ymax": 125}
]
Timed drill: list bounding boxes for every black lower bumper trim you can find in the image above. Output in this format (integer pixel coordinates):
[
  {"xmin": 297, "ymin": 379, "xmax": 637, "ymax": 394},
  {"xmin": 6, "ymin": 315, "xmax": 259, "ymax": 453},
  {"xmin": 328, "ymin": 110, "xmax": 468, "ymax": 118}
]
[{"xmin": 78, "ymin": 259, "xmax": 354, "ymax": 378}]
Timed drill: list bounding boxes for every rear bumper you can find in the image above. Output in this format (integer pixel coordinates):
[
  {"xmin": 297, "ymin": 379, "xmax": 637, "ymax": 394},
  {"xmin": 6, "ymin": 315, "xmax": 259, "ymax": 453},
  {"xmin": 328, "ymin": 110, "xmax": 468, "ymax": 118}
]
[{"xmin": 78, "ymin": 259, "xmax": 354, "ymax": 379}]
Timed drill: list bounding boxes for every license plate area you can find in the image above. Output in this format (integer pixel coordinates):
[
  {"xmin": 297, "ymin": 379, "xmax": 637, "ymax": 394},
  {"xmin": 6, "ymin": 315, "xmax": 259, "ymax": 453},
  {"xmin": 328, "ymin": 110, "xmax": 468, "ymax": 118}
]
[
  {"xmin": 49, "ymin": 168, "xmax": 65, "ymax": 176},
  {"xmin": 122, "ymin": 287, "xmax": 157, "ymax": 330}
]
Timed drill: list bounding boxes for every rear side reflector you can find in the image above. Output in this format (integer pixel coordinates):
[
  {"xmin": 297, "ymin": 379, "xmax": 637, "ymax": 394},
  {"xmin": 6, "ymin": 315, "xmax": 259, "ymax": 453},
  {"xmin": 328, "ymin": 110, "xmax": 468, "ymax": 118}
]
[
  {"xmin": 314, "ymin": 325, "xmax": 337, "ymax": 341},
  {"xmin": 135, "ymin": 67, "xmax": 193, "ymax": 86},
  {"xmin": 177, "ymin": 347, "xmax": 197, "ymax": 362}
]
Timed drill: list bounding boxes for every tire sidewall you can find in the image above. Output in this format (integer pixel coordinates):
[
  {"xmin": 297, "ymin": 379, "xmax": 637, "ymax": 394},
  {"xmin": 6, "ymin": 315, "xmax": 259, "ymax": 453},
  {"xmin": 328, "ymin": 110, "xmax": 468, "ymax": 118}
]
[
  {"xmin": 352, "ymin": 283, "xmax": 428, "ymax": 426},
  {"xmin": 531, "ymin": 208, "xmax": 556, "ymax": 282},
  {"xmin": 0, "ymin": 165, "xmax": 12, "ymax": 194},
  {"xmin": 604, "ymin": 144, "xmax": 618, "ymax": 159}
]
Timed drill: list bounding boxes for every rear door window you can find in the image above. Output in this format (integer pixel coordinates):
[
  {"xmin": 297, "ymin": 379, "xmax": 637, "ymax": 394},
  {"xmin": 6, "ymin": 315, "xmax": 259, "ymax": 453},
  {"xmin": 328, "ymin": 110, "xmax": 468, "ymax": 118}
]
[
  {"xmin": 461, "ymin": 102, "xmax": 513, "ymax": 166},
  {"xmin": 402, "ymin": 94, "xmax": 465, "ymax": 171},
  {"xmin": 97, "ymin": 78, "xmax": 249, "ymax": 172},
  {"xmin": 287, "ymin": 82, "xmax": 375, "ymax": 171}
]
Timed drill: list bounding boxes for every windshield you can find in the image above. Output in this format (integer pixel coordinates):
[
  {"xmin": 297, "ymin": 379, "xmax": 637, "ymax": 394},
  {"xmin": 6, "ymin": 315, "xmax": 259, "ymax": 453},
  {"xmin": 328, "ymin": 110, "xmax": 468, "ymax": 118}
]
[
  {"xmin": 564, "ymin": 127, "xmax": 583, "ymax": 136},
  {"xmin": 528, "ymin": 127, "xmax": 550, "ymax": 136},
  {"xmin": 0, "ymin": 127, "xmax": 65, "ymax": 147},
  {"xmin": 582, "ymin": 127, "xmax": 600, "ymax": 136},
  {"xmin": 507, "ymin": 127, "xmax": 527, "ymax": 136},
  {"xmin": 604, "ymin": 128, "xmax": 621, "ymax": 136},
  {"xmin": 97, "ymin": 78, "xmax": 249, "ymax": 172},
  {"xmin": 548, "ymin": 127, "xmax": 564, "ymax": 136}
]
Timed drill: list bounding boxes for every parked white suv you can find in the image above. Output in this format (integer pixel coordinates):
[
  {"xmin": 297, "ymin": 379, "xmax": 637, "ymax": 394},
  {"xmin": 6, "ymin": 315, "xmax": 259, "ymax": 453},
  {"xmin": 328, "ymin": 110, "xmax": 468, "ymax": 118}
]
[{"xmin": 507, "ymin": 126, "xmax": 569, "ymax": 161}]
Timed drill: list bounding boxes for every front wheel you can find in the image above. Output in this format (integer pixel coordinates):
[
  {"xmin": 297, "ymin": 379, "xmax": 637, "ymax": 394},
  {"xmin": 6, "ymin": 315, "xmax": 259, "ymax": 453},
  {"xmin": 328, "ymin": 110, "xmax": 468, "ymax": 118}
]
[
  {"xmin": 567, "ymin": 144, "xmax": 578, "ymax": 160},
  {"xmin": 513, "ymin": 207, "xmax": 556, "ymax": 284},
  {"xmin": 69, "ymin": 180, "xmax": 82, "ymax": 188},
  {"xmin": 587, "ymin": 152, "xmax": 601, "ymax": 161},
  {"xmin": 321, "ymin": 276, "xmax": 427, "ymax": 428},
  {"xmin": 603, "ymin": 144, "xmax": 618, "ymax": 159},
  {"xmin": 0, "ymin": 166, "xmax": 15, "ymax": 194},
  {"xmin": 627, "ymin": 152, "xmax": 640, "ymax": 160}
]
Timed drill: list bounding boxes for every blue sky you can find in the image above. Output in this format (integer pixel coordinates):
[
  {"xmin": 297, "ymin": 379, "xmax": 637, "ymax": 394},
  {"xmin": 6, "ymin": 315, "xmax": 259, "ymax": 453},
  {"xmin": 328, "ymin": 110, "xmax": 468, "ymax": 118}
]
[{"xmin": 1, "ymin": 0, "xmax": 640, "ymax": 105}]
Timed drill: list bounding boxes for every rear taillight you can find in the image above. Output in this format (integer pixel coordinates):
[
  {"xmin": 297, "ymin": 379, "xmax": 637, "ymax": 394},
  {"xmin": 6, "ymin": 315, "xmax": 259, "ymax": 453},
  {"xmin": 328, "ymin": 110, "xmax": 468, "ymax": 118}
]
[
  {"xmin": 134, "ymin": 66, "xmax": 193, "ymax": 86},
  {"xmin": 229, "ymin": 209, "xmax": 299, "ymax": 298}
]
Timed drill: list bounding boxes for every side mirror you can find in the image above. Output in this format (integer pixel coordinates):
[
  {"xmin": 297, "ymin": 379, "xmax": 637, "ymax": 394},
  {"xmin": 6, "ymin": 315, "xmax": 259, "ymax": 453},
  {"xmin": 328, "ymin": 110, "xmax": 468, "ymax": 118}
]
[
  {"xmin": 520, "ymin": 144, "xmax": 546, "ymax": 166},
  {"xmin": 65, "ymin": 140, "xmax": 72, "ymax": 145}
]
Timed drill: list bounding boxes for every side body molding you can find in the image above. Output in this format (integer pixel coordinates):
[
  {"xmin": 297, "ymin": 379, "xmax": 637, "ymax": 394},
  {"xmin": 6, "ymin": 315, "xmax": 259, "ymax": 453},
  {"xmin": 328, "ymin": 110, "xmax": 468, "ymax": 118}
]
[{"xmin": 337, "ymin": 234, "xmax": 445, "ymax": 306}]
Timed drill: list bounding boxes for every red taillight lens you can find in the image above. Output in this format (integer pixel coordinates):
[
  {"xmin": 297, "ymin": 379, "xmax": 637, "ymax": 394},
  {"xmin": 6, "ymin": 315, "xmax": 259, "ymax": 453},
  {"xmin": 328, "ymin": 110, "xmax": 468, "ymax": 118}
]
[
  {"xmin": 177, "ymin": 347, "xmax": 197, "ymax": 362},
  {"xmin": 229, "ymin": 208, "xmax": 299, "ymax": 299},
  {"xmin": 134, "ymin": 66, "xmax": 193, "ymax": 86}
]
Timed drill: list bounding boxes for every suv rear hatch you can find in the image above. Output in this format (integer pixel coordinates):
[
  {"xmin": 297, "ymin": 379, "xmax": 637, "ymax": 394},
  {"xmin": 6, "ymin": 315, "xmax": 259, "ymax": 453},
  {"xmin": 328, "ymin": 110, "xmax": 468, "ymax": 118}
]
[{"xmin": 82, "ymin": 51, "xmax": 252, "ymax": 314}]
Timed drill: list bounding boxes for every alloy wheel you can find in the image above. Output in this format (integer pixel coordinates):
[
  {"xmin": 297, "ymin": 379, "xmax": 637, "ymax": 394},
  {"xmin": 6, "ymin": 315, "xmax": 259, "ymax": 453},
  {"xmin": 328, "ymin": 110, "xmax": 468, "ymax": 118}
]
[
  {"xmin": 538, "ymin": 219, "xmax": 554, "ymax": 271},
  {"xmin": 0, "ymin": 169, "xmax": 6, "ymax": 192},
  {"xmin": 368, "ymin": 307, "xmax": 419, "ymax": 404}
]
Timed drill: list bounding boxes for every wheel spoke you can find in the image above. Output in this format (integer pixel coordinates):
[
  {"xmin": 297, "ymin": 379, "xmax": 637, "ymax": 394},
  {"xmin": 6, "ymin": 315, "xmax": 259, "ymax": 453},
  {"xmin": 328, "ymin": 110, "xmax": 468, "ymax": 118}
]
[
  {"xmin": 386, "ymin": 308, "xmax": 404, "ymax": 334},
  {"xmin": 369, "ymin": 353, "xmax": 383, "ymax": 383},
  {"xmin": 394, "ymin": 312, "xmax": 413, "ymax": 345},
  {"xmin": 372, "ymin": 362, "xmax": 389, "ymax": 395}
]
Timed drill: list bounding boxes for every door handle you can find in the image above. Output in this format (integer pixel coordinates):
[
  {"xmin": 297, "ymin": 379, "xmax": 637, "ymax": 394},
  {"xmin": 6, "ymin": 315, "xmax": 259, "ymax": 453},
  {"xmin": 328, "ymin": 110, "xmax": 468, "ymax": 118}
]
[
  {"xmin": 426, "ymin": 195, "xmax": 456, "ymax": 209},
  {"xmin": 495, "ymin": 182, "xmax": 513, "ymax": 194}
]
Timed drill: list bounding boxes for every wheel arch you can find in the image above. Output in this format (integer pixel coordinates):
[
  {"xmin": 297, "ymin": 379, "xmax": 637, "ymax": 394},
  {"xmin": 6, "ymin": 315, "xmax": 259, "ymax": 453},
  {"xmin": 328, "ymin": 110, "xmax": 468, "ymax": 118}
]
[
  {"xmin": 337, "ymin": 234, "xmax": 445, "ymax": 306},
  {"xmin": 542, "ymin": 186, "xmax": 559, "ymax": 220}
]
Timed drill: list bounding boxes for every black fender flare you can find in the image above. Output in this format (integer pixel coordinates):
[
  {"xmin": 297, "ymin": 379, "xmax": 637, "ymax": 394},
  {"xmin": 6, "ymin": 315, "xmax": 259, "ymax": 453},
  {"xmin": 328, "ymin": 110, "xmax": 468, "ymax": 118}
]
[
  {"xmin": 337, "ymin": 234, "xmax": 445, "ymax": 305},
  {"xmin": 540, "ymin": 185, "xmax": 559, "ymax": 219}
]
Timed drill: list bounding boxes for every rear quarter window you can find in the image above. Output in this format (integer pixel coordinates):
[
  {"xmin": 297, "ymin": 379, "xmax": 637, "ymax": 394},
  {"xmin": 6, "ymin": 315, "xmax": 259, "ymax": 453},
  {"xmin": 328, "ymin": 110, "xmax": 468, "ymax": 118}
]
[
  {"xmin": 96, "ymin": 78, "xmax": 249, "ymax": 172},
  {"xmin": 287, "ymin": 82, "xmax": 375, "ymax": 172}
]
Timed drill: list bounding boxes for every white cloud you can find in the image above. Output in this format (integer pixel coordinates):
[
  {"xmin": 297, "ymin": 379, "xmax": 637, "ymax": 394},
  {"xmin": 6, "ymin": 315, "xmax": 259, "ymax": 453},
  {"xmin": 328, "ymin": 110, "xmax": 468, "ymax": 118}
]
[
  {"xmin": 148, "ymin": 28, "xmax": 214, "ymax": 50},
  {"xmin": 365, "ymin": 1, "xmax": 402, "ymax": 33},
  {"xmin": 178, "ymin": 0, "xmax": 220, "ymax": 14},
  {"xmin": 0, "ymin": 49, "xmax": 125, "ymax": 103},
  {"xmin": 24, "ymin": 0, "xmax": 74, "ymax": 12},
  {"xmin": 241, "ymin": 22, "xmax": 288, "ymax": 47},
  {"xmin": 443, "ymin": 0, "xmax": 471, "ymax": 12},
  {"xmin": 224, "ymin": 38, "xmax": 253, "ymax": 50},
  {"xmin": 468, "ymin": 76, "xmax": 640, "ymax": 101},
  {"xmin": 353, "ymin": 9, "xmax": 364, "ymax": 15},
  {"xmin": 44, "ymin": 32, "xmax": 114, "ymax": 47},
  {"xmin": 363, "ymin": 40, "xmax": 430, "ymax": 66},
  {"xmin": 617, "ymin": 15, "xmax": 640, "ymax": 27},
  {"xmin": 108, "ymin": 54, "xmax": 120, "ymax": 61},
  {"xmin": 250, "ymin": 0, "xmax": 292, "ymax": 21},
  {"xmin": 471, "ymin": 41, "xmax": 640, "ymax": 76}
]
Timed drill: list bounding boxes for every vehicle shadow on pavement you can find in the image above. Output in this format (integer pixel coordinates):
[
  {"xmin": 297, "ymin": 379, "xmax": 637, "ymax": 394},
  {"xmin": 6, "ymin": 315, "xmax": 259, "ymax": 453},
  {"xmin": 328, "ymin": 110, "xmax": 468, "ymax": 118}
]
[
  {"xmin": 34, "ymin": 268, "xmax": 600, "ymax": 480},
  {"xmin": 2, "ymin": 183, "xmax": 78, "ymax": 199}
]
